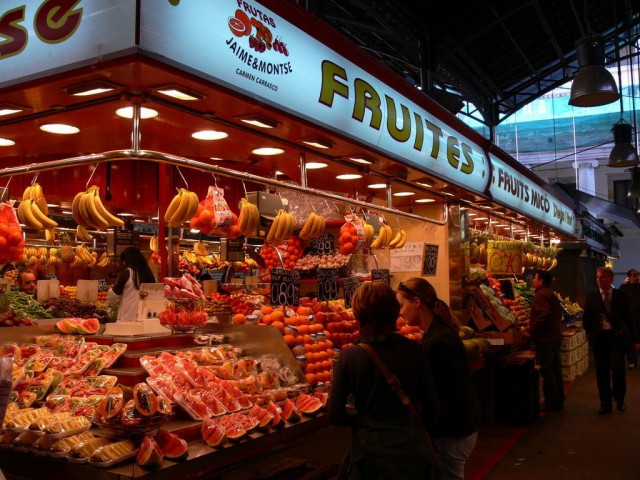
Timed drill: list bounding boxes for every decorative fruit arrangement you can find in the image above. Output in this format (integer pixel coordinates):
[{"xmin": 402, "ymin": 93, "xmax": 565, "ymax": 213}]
[
  {"xmin": 72, "ymin": 185, "xmax": 124, "ymax": 229},
  {"xmin": 159, "ymin": 305, "xmax": 208, "ymax": 329}
]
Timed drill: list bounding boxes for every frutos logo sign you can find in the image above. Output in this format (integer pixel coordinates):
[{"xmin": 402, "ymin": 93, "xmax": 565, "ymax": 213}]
[
  {"xmin": 0, "ymin": 0, "xmax": 82, "ymax": 60},
  {"xmin": 225, "ymin": 1, "xmax": 293, "ymax": 91}
]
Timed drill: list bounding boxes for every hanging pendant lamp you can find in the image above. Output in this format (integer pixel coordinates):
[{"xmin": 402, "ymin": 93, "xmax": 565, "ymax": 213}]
[
  {"xmin": 609, "ymin": 122, "xmax": 640, "ymax": 167},
  {"xmin": 568, "ymin": 36, "xmax": 620, "ymax": 107}
]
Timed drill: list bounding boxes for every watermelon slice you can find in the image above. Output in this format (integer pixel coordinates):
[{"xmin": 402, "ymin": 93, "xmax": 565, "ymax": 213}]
[
  {"xmin": 282, "ymin": 398, "xmax": 301, "ymax": 423},
  {"xmin": 155, "ymin": 429, "xmax": 189, "ymax": 460},
  {"xmin": 295, "ymin": 393, "xmax": 323, "ymax": 416},
  {"xmin": 201, "ymin": 417, "xmax": 227, "ymax": 448},
  {"xmin": 137, "ymin": 435, "xmax": 164, "ymax": 468},
  {"xmin": 77, "ymin": 318, "xmax": 100, "ymax": 335},
  {"xmin": 266, "ymin": 401, "xmax": 285, "ymax": 429}
]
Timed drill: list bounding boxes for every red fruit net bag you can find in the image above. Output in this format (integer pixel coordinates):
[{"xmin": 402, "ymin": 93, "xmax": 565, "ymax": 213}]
[
  {"xmin": 0, "ymin": 201, "xmax": 25, "ymax": 264},
  {"xmin": 189, "ymin": 186, "xmax": 232, "ymax": 236}
]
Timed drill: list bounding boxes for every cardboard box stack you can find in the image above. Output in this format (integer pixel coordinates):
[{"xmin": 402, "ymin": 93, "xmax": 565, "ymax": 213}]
[{"xmin": 561, "ymin": 328, "xmax": 588, "ymax": 381}]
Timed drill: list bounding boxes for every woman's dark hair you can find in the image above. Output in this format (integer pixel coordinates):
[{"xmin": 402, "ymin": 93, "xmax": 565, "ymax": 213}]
[
  {"xmin": 397, "ymin": 277, "xmax": 459, "ymax": 331},
  {"xmin": 119, "ymin": 247, "xmax": 156, "ymax": 288},
  {"xmin": 352, "ymin": 281, "xmax": 400, "ymax": 336}
]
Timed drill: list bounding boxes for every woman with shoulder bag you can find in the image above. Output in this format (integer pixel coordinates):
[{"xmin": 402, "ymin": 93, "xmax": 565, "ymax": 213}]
[
  {"xmin": 328, "ymin": 281, "xmax": 439, "ymax": 479},
  {"xmin": 107, "ymin": 247, "xmax": 156, "ymax": 323}
]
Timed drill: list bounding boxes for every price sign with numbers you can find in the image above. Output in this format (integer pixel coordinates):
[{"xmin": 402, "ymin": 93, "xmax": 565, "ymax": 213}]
[
  {"xmin": 317, "ymin": 268, "xmax": 340, "ymax": 301},
  {"xmin": 371, "ymin": 269, "xmax": 391, "ymax": 285},
  {"xmin": 422, "ymin": 244, "xmax": 439, "ymax": 276},
  {"xmin": 97, "ymin": 279, "xmax": 108, "ymax": 292},
  {"xmin": 270, "ymin": 268, "xmax": 300, "ymax": 306},
  {"xmin": 342, "ymin": 276, "xmax": 360, "ymax": 309},
  {"xmin": 311, "ymin": 233, "xmax": 335, "ymax": 255}
]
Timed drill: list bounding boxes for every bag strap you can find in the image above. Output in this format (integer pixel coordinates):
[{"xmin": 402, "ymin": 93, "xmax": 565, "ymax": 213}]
[{"xmin": 358, "ymin": 343, "xmax": 439, "ymax": 461}]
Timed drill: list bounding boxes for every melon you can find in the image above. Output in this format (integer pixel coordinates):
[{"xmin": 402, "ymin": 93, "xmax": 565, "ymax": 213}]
[
  {"xmin": 201, "ymin": 417, "xmax": 227, "ymax": 448},
  {"xmin": 248, "ymin": 405, "xmax": 273, "ymax": 431},
  {"xmin": 266, "ymin": 401, "xmax": 284, "ymax": 429},
  {"xmin": 295, "ymin": 393, "xmax": 323, "ymax": 416},
  {"xmin": 55, "ymin": 321, "xmax": 71, "ymax": 334},
  {"xmin": 136, "ymin": 436, "xmax": 164, "ymax": 468},
  {"xmin": 155, "ymin": 429, "xmax": 189, "ymax": 460},
  {"xmin": 282, "ymin": 398, "xmax": 301, "ymax": 423},
  {"xmin": 77, "ymin": 318, "xmax": 100, "ymax": 335}
]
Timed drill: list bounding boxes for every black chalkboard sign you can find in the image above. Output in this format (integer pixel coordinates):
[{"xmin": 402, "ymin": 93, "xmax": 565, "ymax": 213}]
[
  {"xmin": 270, "ymin": 268, "xmax": 300, "ymax": 306},
  {"xmin": 97, "ymin": 279, "xmax": 108, "ymax": 292},
  {"xmin": 311, "ymin": 233, "xmax": 335, "ymax": 255},
  {"xmin": 342, "ymin": 276, "xmax": 360, "ymax": 309},
  {"xmin": 422, "ymin": 244, "xmax": 439, "ymax": 275},
  {"xmin": 371, "ymin": 269, "xmax": 391, "ymax": 285},
  {"xmin": 317, "ymin": 268, "xmax": 340, "ymax": 302}
]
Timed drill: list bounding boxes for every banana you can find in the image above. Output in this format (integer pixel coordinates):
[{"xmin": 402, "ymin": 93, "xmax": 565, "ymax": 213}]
[
  {"xmin": 91, "ymin": 186, "xmax": 124, "ymax": 227},
  {"xmin": 78, "ymin": 245, "xmax": 94, "ymax": 264},
  {"xmin": 150, "ymin": 236, "xmax": 158, "ymax": 252},
  {"xmin": 381, "ymin": 224, "xmax": 393, "ymax": 247},
  {"xmin": 370, "ymin": 228, "xmax": 385, "ymax": 249},
  {"xmin": 186, "ymin": 191, "xmax": 201, "ymax": 221},
  {"xmin": 394, "ymin": 229, "xmax": 407, "ymax": 249},
  {"xmin": 76, "ymin": 225, "xmax": 93, "ymax": 242},
  {"xmin": 314, "ymin": 214, "xmax": 326, "ymax": 238},
  {"xmin": 78, "ymin": 191, "xmax": 102, "ymax": 229},
  {"xmin": 22, "ymin": 185, "xmax": 32, "ymax": 201},
  {"xmin": 266, "ymin": 211, "xmax": 283, "ymax": 243},
  {"xmin": 164, "ymin": 190, "xmax": 184, "ymax": 224},
  {"xmin": 168, "ymin": 189, "xmax": 198, "ymax": 227},
  {"xmin": 29, "ymin": 183, "xmax": 49, "ymax": 215},
  {"xmin": 88, "ymin": 251, "xmax": 97, "ymax": 268},
  {"xmin": 16, "ymin": 199, "xmax": 28, "ymax": 225},
  {"xmin": 45, "ymin": 228, "xmax": 56, "ymax": 242},
  {"xmin": 29, "ymin": 200, "xmax": 57, "ymax": 229},
  {"xmin": 84, "ymin": 188, "xmax": 111, "ymax": 229},
  {"xmin": 388, "ymin": 229, "xmax": 404, "ymax": 248},
  {"xmin": 194, "ymin": 241, "xmax": 208, "ymax": 256},
  {"xmin": 299, "ymin": 212, "xmax": 317, "ymax": 240},
  {"xmin": 71, "ymin": 191, "xmax": 87, "ymax": 227},
  {"xmin": 20, "ymin": 199, "xmax": 44, "ymax": 229},
  {"xmin": 362, "ymin": 221, "xmax": 375, "ymax": 246},
  {"xmin": 238, "ymin": 198, "xmax": 259, "ymax": 236}
]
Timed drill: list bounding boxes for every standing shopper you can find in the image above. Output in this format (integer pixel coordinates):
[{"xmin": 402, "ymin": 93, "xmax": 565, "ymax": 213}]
[
  {"xmin": 328, "ymin": 281, "xmax": 438, "ymax": 480},
  {"xmin": 583, "ymin": 267, "xmax": 633, "ymax": 414},
  {"xmin": 107, "ymin": 247, "xmax": 156, "ymax": 323},
  {"xmin": 618, "ymin": 268, "xmax": 640, "ymax": 367},
  {"xmin": 396, "ymin": 277, "xmax": 481, "ymax": 480},
  {"xmin": 527, "ymin": 270, "xmax": 564, "ymax": 412}
]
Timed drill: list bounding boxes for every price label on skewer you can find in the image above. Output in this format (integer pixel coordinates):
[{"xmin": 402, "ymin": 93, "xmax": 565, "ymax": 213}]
[
  {"xmin": 311, "ymin": 234, "xmax": 335, "ymax": 255},
  {"xmin": 342, "ymin": 276, "xmax": 360, "ymax": 309},
  {"xmin": 270, "ymin": 268, "xmax": 300, "ymax": 306},
  {"xmin": 317, "ymin": 268, "xmax": 340, "ymax": 302}
]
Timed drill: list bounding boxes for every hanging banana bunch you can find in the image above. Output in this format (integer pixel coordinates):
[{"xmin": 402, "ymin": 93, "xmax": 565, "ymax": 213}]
[
  {"xmin": 237, "ymin": 198, "xmax": 260, "ymax": 237},
  {"xmin": 164, "ymin": 188, "xmax": 200, "ymax": 227},
  {"xmin": 72, "ymin": 185, "xmax": 124, "ymax": 230},
  {"xmin": 298, "ymin": 211, "xmax": 325, "ymax": 240},
  {"xmin": 17, "ymin": 183, "xmax": 58, "ymax": 230},
  {"xmin": 265, "ymin": 209, "xmax": 296, "ymax": 244}
]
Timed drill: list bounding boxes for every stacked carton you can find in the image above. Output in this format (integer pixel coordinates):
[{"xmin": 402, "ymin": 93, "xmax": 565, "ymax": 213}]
[{"xmin": 561, "ymin": 329, "xmax": 588, "ymax": 381}]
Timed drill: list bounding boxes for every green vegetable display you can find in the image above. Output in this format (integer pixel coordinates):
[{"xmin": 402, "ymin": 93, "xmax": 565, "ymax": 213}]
[{"xmin": 0, "ymin": 291, "xmax": 54, "ymax": 319}]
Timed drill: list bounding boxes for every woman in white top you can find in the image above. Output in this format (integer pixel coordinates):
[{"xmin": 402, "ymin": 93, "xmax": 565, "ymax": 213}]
[{"xmin": 107, "ymin": 247, "xmax": 156, "ymax": 322}]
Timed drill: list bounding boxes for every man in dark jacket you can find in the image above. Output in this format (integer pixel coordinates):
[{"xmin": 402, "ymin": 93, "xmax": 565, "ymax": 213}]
[
  {"xmin": 583, "ymin": 267, "xmax": 633, "ymax": 414},
  {"xmin": 619, "ymin": 268, "xmax": 640, "ymax": 367},
  {"xmin": 528, "ymin": 270, "xmax": 564, "ymax": 412}
]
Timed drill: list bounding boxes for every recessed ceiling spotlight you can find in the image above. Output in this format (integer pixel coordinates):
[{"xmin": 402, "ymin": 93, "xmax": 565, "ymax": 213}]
[
  {"xmin": 192, "ymin": 130, "xmax": 228, "ymax": 140},
  {"xmin": 393, "ymin": 191, "xmax": 415, "ymax": 197},
  {"xmin": 0, "ymin": 138, "xmax": 15, "ymax": 146},
  {"xmin": 367, "ymin": 183, "xmax": 387, "ymax": 189},
  {"xmin": 415, "ymin": 198, "xmax": 435, "ymax": 203},
  {"xmin": 119, "ymin": 212, "xmax": 135, "ymax": 217},
  {"xmin": 252, "ymin": 147, "xmax": 284, "ymax": 155},
  {"xmin": 155, "ymin": 85, "xmax": 203, "ymax": 101},
  {"xmin": 302, "ymin": 138, "xmax": 333, "ymax": 149},
  {"xmin": 240, "ymin": 115, "xmax": 278, "ymax": 129},
  {"xmin": 336, "ymin": 173, "xmax": 362, "ymax": 180},
  {"xmin": 40, "ymin": 124, "xmax": 79, "ymax": 134},
  {"xmin": 306, "ymin": 162, "xmax": 328, "ymax": 169},
  {"xmin": 0, "ymin": 103, "xmax": 28, "ymax": 116},
  {"xmin": 349, "ymin": 155, "xmax": 375, "ymax": 165},
  {"xmin": 210, "ymin": 157, "xmax": 224, "ymax": 161},
  {"xmin": 441, "ymin": 191, "xmax": 455, "ymax": 196},
  {"xmin": 116, "ymin": 106, "xmax": 158, "ymax": 119}
]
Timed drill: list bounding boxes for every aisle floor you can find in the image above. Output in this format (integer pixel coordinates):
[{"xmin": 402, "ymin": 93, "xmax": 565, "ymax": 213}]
[{"xmin": 224, "ymin": 364, "xmax": 640, "ymax": 479}]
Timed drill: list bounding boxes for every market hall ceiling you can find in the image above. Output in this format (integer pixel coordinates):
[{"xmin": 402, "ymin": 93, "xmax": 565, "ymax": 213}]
[{"xmin": 308, "ymin": 0, "xmax": 640, "ymax": 124}]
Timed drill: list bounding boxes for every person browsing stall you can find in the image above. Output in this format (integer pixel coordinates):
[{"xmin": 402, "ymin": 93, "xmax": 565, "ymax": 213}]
[
  {"xmin": 16, "ymin": 268, "xmax": 37, "ymax": 295},
  {"xmin": 527, "ymin": 270, "xmax": 564, "ymax": 412},
  {"xmin": 107, "ymin": 247, "xmax": 156, "ymax": 323},
  {"xmin": 328, "ymin": 281, "xmax": 439, "ymax": 479},
  {"xmin": 396, "ymin": 277, "xmax": 481, "ymax": 480}
]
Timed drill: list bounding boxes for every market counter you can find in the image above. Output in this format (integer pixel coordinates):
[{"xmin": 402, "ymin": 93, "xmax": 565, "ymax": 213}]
[{"xmin": 0, "ymin": 414, "xmax": 330, "ymax": 480}]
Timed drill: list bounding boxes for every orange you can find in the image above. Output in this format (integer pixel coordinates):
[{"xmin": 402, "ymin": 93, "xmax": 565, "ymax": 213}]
[
  {"xmin": 261, "ymin": 314, "xmax": 273, "ymax": 325},
  {"xmin": 283, "ymin": 334, "xmax": 296, "ymax": 346},
  {"xmin": 284, "ymin": 317, "xmax": 297, "ymax": 326},
  {"xmin": 271, "ymin": 311, "xmax": 285, "ymax": 323},
  {"xmin": 297, "ymin": 324, "xmax": 310, "ymax": 335},
  {"xmin": 303, "ymin": 334, "xmax": 313, "ymax": 344},
  {"xmin": 297, "ymin": 315, "xmax": 309, "ymax": 325},
  {"xmin": 295, "ymin": 335, "xmax": 305, "ymax": 345},
  {"xmin": 232, "ymin": 313, "xmax": 247, "ymax": 324},
  {"xmin": 261, "ymin": 305, "xmax": 274, "ymax": 314},
  {"xmin": 325, "ymin": 340, "xmax": 334, "ymax": 349},
  {"xmin": 297, "ymin": 306, "xmax": 313, "ymax": 316},
  {"xmin": 305, "ymin": 373, "xmax": 318, "ymax": 386},
  {"xmin": 271, "ymin": 321, "xmax": 285, "ymax": 334}
]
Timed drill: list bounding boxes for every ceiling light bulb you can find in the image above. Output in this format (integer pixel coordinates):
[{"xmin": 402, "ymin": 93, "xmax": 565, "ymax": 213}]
[
  {"xmin": 302, "ymin": 138, "xmax": 333, "ymax": 149},
  {"xmin": 74, "ymin": 87, "xmax": 114, "ymax": 96},
  {"xmin": 349, "ymin": 156, "xmax": 374, "ymax": 165},
  {"xmin": 116, "ymin": 106, "xmax": 158, "ymax": 119},
  {"xmin": 305, "ymin": 162, "xmax": 328, "ymax": 169},
  {"xmin": 393, "ymin": 191, "xmax": 415, "ymax": 197},
  {"xmin": 252, "ymin": 147, "xmax": 284, "ymax": 155},
  {"xmin": 416, "ymin": 181, "xmax": 434, "ymax": 188},
  {"xmin": 0, "ymin": 108, "xmax": 22, "ymax": 116},
  {"xmin": 336, "ymin": 174, "xmax": 362, "ymax": 180},
  {"xmin": 192, "ymin": 130, "xmax": 228, "ymax": 140},
  {"xmin": 415, "ymin": 198, "xmax": 435, "ymax": 203},
  {"xmin": 240, "ymin": 116, "xmax": 278, "ymax": 129},
  {"xmin": 157, "ymin": 88, "xmax": 201, "ymax": 101},
  {"xmin": 40, "ymin": 124, "xmax": 79, "ymax": 134},
  {"xmin": 0, "ymin": 138, "xmax": 15, "ymax": 146},
  {"xmin": 367, "ymin": 183, "xmax": 387, "ymax": 189}
]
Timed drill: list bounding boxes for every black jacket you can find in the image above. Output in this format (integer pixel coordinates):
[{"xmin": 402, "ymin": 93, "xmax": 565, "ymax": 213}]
[
  {"xmin": 421, "ymin": 319, "xmax": 481, "ymax": 437},
  {"xmin": 583, "ymin": 288, "xmax": 633, "ymax": 344}
]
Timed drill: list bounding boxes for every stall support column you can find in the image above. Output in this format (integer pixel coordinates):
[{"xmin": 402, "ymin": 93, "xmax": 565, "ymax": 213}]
[{"xmin": 158, "ymin": 162, "xmax": 168, "ymax": 279}]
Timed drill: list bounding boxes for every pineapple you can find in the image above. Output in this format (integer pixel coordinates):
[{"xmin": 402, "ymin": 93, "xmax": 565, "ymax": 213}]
[{"xmin": 59, "ymin": 232, "xmax": 75, "ymax": 264}]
